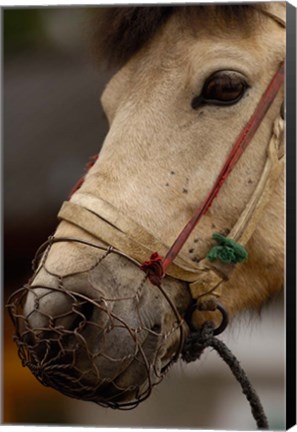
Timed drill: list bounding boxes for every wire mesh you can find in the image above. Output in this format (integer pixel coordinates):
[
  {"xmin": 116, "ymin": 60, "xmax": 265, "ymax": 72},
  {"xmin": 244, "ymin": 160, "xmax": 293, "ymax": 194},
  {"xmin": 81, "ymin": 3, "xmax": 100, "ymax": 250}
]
[{"xmin": 7, "ymin": 236, "xmax": 186, "ymax": 409}]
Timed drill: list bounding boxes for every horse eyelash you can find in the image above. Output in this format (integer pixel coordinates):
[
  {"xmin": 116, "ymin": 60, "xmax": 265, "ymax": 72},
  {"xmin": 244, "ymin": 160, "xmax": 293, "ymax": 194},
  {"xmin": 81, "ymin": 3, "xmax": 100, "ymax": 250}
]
[{"xmin": 191, "ymin": 84, "xmax": 249, "ymax": 110}]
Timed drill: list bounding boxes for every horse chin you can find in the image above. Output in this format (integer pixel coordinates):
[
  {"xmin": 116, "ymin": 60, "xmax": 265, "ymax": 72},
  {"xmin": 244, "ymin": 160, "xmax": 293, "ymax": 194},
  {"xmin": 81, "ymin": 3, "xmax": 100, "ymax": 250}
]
[{"xmin": 12, "ymin": 250, "xmax": 190, "ymax": 408}]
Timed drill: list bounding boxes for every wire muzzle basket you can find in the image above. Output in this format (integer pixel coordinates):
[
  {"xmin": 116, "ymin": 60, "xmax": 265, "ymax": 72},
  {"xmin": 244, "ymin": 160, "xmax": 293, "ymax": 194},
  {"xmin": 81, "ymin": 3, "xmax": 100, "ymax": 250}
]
[{"xmin": 7, "ymin": 236, "xmax": 186, "ymax": 409}]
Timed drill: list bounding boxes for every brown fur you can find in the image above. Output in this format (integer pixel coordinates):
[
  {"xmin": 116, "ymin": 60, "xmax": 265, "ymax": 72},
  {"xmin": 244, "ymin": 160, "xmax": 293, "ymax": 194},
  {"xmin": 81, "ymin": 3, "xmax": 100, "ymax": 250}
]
[{"xmin": 91, "ymin": 5, "xmax": 266, "ymax": 68}]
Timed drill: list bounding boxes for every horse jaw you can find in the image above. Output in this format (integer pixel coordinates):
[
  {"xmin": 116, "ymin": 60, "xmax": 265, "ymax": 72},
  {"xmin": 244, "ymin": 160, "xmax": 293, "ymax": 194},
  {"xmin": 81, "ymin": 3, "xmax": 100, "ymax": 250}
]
[{"xmin": 20, "ymin": 222, "xmax": 191, "ymax": 406}]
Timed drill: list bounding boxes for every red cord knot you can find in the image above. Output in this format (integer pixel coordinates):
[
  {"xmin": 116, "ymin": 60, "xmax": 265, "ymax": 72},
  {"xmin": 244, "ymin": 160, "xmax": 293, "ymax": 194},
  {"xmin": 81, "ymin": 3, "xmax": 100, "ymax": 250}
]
[
  {"xmin": 69, "ymin": 154, "xmax": 99, "ymax": 198},
  {"xmin": 140, "ymin": 252, "xmax": 165, "ymax": 286}
]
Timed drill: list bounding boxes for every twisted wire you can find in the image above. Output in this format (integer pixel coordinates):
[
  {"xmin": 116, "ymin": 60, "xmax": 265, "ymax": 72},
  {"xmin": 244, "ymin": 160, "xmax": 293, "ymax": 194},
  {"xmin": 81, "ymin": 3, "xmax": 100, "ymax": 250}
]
[{"xmin": 6, "ymin": 235, "xmax": 185, "ymax": 410}]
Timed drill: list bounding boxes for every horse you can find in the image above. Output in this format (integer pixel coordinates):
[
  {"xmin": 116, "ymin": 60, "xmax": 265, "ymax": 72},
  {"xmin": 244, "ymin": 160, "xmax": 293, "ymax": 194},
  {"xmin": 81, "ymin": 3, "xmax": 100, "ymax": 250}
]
[{"xmin": 7, "ymin": 2, "xmax": 285, "ymax": 428}]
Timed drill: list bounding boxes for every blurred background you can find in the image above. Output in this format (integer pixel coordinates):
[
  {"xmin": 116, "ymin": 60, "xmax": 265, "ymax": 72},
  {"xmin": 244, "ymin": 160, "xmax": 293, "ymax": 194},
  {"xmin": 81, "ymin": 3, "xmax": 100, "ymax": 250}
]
[{"xmin": 3, "ymin": 7, "xmax": 285, "ymax": 430}]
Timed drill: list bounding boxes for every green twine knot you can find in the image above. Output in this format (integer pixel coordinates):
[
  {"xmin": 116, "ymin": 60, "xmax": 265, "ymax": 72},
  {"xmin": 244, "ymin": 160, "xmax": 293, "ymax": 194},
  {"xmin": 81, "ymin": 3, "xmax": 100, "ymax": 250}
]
[{"xmin": 207, "ymin": 233, "xmax": 248, "ymax": 264}]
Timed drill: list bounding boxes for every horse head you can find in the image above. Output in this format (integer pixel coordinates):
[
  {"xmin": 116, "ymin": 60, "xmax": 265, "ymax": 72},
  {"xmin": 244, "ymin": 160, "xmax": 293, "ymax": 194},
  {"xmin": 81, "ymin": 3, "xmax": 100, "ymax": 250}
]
[{"xmin": 8, "ymin": 3, "xmax": 285, "ymax": 412}]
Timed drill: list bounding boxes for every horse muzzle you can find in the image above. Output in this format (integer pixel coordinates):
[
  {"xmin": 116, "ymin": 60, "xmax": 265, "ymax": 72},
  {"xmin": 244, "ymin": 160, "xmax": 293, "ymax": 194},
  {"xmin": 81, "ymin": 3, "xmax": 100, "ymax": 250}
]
[{"xmin": 7, "ymin": 237, "xmax": 190, "ymax": 408}]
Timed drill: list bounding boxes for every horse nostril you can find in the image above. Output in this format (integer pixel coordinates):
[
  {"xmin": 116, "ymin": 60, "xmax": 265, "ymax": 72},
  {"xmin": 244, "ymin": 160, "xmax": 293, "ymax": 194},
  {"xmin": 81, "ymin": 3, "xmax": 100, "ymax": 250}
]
[
  {"xmin": 9, "ymin": 279, "xmax": 160, "ymax": 406},
  {"xmin": 69, "ymin": 299, "xmax": 95, "ymax": 331},
  {"xmin": 151, "ymin": 323, "xmax": 162, "ymax": 334}
]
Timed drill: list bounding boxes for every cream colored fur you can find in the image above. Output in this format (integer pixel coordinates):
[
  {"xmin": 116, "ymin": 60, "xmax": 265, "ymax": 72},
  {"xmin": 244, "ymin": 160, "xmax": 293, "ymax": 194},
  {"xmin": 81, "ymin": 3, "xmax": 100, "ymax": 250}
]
[{"xmin": 34, "ymin": 6, "xmax": 285, "ymax": 326}]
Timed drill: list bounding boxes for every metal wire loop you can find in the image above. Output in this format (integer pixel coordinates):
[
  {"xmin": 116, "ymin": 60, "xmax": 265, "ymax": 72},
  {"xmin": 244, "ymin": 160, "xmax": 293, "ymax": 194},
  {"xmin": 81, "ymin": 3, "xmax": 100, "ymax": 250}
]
[{"xmin": 185, "ymin": 300, "xmax": 229, "ymax": 336}]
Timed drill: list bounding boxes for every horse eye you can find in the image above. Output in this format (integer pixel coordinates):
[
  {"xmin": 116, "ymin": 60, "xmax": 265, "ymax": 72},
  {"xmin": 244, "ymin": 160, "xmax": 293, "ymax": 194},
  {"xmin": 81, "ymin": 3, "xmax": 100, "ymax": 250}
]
[{"xmin": 192, "ymin": 71, "xmax": 248, "ymax": 108}]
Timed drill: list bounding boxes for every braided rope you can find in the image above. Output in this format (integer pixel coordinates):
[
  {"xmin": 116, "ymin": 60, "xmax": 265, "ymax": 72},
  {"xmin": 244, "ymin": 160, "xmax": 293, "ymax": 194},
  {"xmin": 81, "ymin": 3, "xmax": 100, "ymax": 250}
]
[{"xmin": 182, "ymin": 322, "xmax": 269, "ymax": 430}]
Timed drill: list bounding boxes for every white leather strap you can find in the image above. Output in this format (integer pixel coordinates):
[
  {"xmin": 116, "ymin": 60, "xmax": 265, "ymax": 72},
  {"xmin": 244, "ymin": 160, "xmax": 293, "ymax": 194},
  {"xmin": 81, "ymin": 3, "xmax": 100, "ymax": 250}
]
[{"xmin": 58, "ymin": 198, "xmax": 203, "ymax": 283}]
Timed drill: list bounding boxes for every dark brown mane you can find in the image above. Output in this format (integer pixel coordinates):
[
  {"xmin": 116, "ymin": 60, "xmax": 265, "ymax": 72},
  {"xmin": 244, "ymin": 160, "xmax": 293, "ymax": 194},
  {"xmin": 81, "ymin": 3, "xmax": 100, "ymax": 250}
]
[{"xmin": 91, "ymin": 4, "xmax": 265, "ymax": 68}]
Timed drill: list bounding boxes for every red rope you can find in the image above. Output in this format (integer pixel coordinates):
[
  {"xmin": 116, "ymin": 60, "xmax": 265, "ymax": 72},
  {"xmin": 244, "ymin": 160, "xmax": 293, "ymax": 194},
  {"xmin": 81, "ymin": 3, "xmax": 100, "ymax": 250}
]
[
  {"xmin": 140, "ymin": 252, "xmax": 164, "ymax": 285},
  {"xmin": 142, "ymin": 62, "xmax": 284, "ymax": 284},
  {"xmin": 69, "ymin": 154, "xmax": 99, "ymax": 198}
]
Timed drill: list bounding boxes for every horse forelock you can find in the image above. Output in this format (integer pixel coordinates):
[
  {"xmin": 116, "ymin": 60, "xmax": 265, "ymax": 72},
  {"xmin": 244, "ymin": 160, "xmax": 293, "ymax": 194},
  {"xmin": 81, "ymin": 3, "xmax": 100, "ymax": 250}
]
[{"xmin": 90, "ymin": 4, "xmax": 268, "ymax": 68}]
